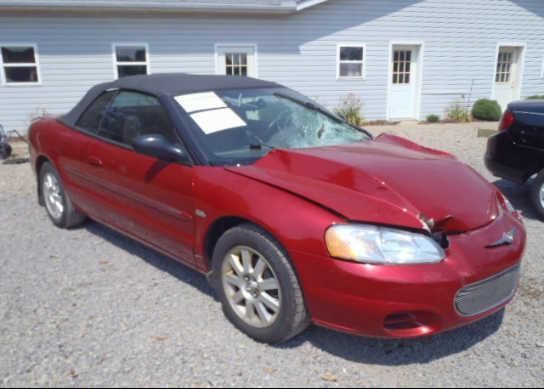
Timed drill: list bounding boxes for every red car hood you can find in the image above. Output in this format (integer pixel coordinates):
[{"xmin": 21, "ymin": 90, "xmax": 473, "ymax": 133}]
[{"xmin": 225, "ymin": 134, "xmax": 499, "ymax": 233}]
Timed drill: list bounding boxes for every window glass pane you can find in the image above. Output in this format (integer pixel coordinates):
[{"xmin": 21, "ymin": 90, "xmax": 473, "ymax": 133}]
[
  {"xmin": 226, "ymin": 54, "xmax": 232, "ymax": 66},
  {"xmin": 340, "ymin": 47, "xmax": 363, "ymax": 61},
  {"xmin": 233, "ymin": 67, "xmax": 240, "ymax": 76},
  {"xmin": 76, "ymin": 92, "xmax": 116, "ymax": 132},
  {"xmin": 393, "ymin": 73, "xmax": 398, "ymax": 84},
  {"xmin": 406, "ymin": 51, "xmax": 411, "ymax": 61},
  {"xmin": 2, "ymin": 46, "xmax": 35, "ymax": 63},
  {"xmin": 4, "ymin": 66, "xmax": 38, "ymax": 83},
  {"xmin": 117, "ymin": 65, "xmax": 147, "ymax": 78},
  {"xmin": 241, "ymin": 53, "xmax": 247, "ymax": 66},
  {"xmin": 340, "ymin": 63, "xmax": 362, "ymax": 77},
  {"xmin": 116, "ymin": 46, "xmax": 146, "ymax": 62},
  {"xmin": 241, "ymin": 66, "xmax": 247, "ymax": 76},
  {"xmin": 101, "ymin": 91, "xmax": 176, "ymax": 146},
  {"xmin": 405, "ymin": 73, "xmax": 410, "ymax": 83}
]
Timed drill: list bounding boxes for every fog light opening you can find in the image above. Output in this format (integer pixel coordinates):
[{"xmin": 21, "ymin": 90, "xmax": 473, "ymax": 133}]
[{"xmin": 384, "ymin": 313, "xmax": 422, "ymax": 331}]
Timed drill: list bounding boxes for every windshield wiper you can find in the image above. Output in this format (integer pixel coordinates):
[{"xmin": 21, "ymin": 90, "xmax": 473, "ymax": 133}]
[
  {"xmin": 249, "ymin": 142, "xmax": 275, "ymax": 151},
  {"xmin": 274, "ymin": 92, "xmax": 342, "ymax": 123}
]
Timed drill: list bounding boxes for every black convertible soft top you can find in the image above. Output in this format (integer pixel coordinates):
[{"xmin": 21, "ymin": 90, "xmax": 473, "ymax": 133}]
[{"xmin": 61, "ymin": 73, "xmax": 280, "ymax": 127}]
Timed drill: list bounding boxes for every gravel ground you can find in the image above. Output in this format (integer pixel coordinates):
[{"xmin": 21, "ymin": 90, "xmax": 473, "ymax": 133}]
[{"xmin": 1, "ymin": 124, "xmax": 543, "ymax": 387}]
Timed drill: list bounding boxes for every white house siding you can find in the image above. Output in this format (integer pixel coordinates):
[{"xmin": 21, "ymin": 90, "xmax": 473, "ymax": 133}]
[{"xmin": 0, "ymin": 0, "xmax": 543, "ymax": 132}]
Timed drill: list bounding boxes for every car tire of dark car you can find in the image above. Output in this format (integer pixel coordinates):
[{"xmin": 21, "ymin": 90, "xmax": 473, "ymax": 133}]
[
  {"xmin": 39, "ymin": 162, "xmax": 87, "ymax": 228},
  {"xmin": 211, "ymin": 223, "xmax": 310, "ymax": 344},
  {"xmin": 529, "ymin": 173, "xmax": 544, "ymax": 220}
]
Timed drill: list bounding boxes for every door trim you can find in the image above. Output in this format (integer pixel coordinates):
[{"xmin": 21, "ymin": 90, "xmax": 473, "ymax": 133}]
[
  {"xmin": 491, "ymin": 42, "xmax": 526, "ymax": 103},
  {"xmin": 386, "ymin": 40, "xmax": 424, "ymax": 121},
  {"xmin": 214, "ymin": 43, "xmax": 258, "ymax": 78}
]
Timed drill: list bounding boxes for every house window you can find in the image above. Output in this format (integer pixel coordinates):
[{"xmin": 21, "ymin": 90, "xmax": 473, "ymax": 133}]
[
  {"xmin": 225, "ymin": 53, "xmax": 248, "ymax": 76},
  {"xmin": 1, "ymin": 45, "xmax": 39, "ymax": 84},
  {"xmin": 338, "ymin": 45, "xmax": 364, "ymax": 78},
  {"xmin": 496, "ymin": 51, "xmax": 513, "ymax": 83},
  {"xmin": 392, "ymin": 50, "xmax": 411, "ymax": 84},
  {"xmin": 215, "ymin": 44, "xmax": 257, "ymax": 77},
  {"xmin": 114, "ymin": 44, "xmax": 148, "ymax": 78}
]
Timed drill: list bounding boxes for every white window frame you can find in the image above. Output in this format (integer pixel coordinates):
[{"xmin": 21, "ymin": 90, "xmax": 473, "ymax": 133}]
[
  {"xmin": 336, "ymin": 44, "xmax": 366, "ymax": 80},
  {"xmin": 0, "ymin": 43, "xmax": 41, "ymax": 86},
  {"xmin": 214, "ymin": 43, "xmax": 258, "ymax": 78},
  {"xmin": 112, "ymin": 43, "xmax": 150, "ymax": 79}
]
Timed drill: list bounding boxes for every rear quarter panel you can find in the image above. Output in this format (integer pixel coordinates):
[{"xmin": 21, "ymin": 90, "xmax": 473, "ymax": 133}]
[{"xmin": 29, "ymin": 118, "xmax": 89, "ymax": 199}]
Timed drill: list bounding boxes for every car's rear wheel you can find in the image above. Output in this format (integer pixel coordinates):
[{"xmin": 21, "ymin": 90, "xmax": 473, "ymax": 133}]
[
  {"xmin": 529, "ymin": 173, "xmax": 544, "ymax": 220},
  {"xmin": 211, "ymin": 224, "xmax": 310, "ymax": 344},
  {"xmin": 40, "ymin": 162, "xmax": 86, "ymax": 228}
]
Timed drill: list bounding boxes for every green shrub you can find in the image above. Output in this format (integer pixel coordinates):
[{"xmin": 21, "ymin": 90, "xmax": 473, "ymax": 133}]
[
  {"xmin": 527, "ymin": 95, "xmax": 544, "ymax": 100},
  {"xmin": 471, "ymin": 99, "xmax": 502, "ymax": 121},
  {"xmin": 335, "ymin": 93, "xmax": 364, "ymax": 126},
  {"xmin": 446, "ymin": 102, "xmax": 471, "ymax": 122},
  {"xmin": 426, "ymin": 114, "xmax": 440, "ymax": 123}
]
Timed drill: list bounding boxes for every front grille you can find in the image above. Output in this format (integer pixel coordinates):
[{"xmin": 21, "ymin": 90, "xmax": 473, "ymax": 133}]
[{"xmin": 455, "ymin": 265, "xmax": 520, "ymax": 317}]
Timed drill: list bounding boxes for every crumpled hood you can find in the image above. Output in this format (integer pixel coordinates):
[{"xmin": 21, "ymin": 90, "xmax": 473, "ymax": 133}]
[{"xmin": 226, "ymin": 134, "xmax": 499, "ymax": 233}]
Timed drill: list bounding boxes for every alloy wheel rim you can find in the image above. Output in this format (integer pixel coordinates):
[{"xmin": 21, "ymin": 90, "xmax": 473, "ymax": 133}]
[
  {"xmin": 540, "ymin": 184, "xmax": 544, "ymax": 209},
  {"xmin": 43, "ymin": 173, "xmax": 64, "ymax": 220},
  {"xmin": 222, "ymin": 246, "xmax": 282, "ymax": 328}
]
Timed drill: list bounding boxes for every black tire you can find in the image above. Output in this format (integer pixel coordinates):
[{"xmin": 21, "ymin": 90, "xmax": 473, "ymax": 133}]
[
  {"xmin": 0, "ymin": 143, "xmax": 11, "ymax": 160},
  {"xmin": 529, "ymin": 173, "xmax": 544, "ymax": 220},
  {"xmin": 211, "ymin": 224, "xmax": 310, "ymax": 344},
  {"xmin": 39, "ymin": 162, "xmax": 86, "ymax": 228}
]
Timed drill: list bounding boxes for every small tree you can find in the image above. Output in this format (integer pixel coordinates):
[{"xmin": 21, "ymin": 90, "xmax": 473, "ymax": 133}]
[
  {"xmin": 471, "ymin": 99, "xmax": 502, "ymax": 121},
  {"xmin": 335, "ymin": 93, "xmax": 364, "ymax": 126},
  {"xmin": 426, "ymin": 114, "xmax": 440, "ymax": 123}
]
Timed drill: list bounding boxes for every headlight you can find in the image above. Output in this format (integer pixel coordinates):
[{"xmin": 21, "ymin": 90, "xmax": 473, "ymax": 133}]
[{"xmin": 325, "ymin": 224, "xmax": 445, "ymax": 265}]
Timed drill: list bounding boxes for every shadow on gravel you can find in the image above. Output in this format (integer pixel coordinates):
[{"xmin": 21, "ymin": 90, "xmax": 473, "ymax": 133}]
[
  {"xmin": 493, "ymin": 179, "xmax": 540, "ymax": 221},
  {"xmin": 85, "ymin": 219, "xmax": 505, "ymax": 366},
  {"xmin": 85, "ymin": 222, "xmax": 214, "ymax": 298},
  {"xmin": 281, "ymin": 310, "xmax": 505, "ymax": 365}
]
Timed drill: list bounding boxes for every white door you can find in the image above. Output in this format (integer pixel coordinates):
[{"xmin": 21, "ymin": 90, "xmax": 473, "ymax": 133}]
[
  {"xmin": 389, "ymin": 46, "xmax": 419, "ymax": 119},
  {"xmin": 215, "ymin": 45, "xmax": 257, "ymax": 77},
  {"xmin": 495, "ymin": 47, "xmax": 522, "ymax": 111}
]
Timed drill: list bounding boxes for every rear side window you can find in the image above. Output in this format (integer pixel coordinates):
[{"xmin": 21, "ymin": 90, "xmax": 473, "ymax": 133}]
[{"xmin": 76, "ymin": 92, "xmax": 116, "ymax": 132}]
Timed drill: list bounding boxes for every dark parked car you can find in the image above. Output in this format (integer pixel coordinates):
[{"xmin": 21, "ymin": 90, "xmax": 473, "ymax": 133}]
[
  {"xmin": 29, "ymin": 74, "xmax": 525, "ymax": 343},
  {"xmin": 486, "ymin": 100, "xmax": 544, "ymax": 218}
]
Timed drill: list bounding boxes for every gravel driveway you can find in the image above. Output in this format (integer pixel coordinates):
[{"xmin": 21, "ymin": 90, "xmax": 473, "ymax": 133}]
[{"xmin": 1, "ymin": 124, "xmax": 543, "ymax": 387}]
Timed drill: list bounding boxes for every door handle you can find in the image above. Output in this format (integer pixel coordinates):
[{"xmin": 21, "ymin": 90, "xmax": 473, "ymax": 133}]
[{"xmin": 88, "ymin": 156, "xmax": 103, "ymax": 167}]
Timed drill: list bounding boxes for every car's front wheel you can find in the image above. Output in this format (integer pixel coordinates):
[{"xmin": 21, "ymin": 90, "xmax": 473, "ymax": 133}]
[
  {"xmin": 211, "ymin": 224, "xmax": 310, "ymax": 344},
  {"xmin": 529, "ymin": 173, "xmax": 544, "ymax": 220},
  {"xmin": 40, "ymin": 162, "xmax": 86, "ymax": 228}
]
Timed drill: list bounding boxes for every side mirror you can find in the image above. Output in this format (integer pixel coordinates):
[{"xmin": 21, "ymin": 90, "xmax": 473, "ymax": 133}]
[{"xmin": 132, "ymin": 134, "xmax": 190, "ymax": 164}]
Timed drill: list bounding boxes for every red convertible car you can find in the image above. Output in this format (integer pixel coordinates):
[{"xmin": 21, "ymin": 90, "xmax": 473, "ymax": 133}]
[{"xmin": 29, "ymin": 74, "xmax": 525, "ymax": 343}]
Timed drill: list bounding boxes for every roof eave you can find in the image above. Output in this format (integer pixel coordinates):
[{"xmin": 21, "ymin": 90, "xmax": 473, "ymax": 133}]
[{"xmin": 0, "ymin": 1, "xmax": 301, "ymax": 15}]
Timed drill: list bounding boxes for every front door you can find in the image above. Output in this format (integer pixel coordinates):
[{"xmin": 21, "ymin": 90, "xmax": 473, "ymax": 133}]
[
  {"xmin": 389, "ymin": 45, "xmax": 420, "ymax": 119},
  {"xmin": 495, "ymin": 46, "xmax": 523, "ymax": 111},
  {"xmin": 77, "ymin": 90, "xmax": 196, "ymax": 265},
  {"xmin": 215, "ymin": 44, "xmax": 256, "ymax": 77}
]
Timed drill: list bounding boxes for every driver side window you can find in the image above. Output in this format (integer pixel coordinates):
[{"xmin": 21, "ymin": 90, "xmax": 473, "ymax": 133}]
[{"xmin": 77, "ymin": 90, "xmax": 178, "ymax": 147}]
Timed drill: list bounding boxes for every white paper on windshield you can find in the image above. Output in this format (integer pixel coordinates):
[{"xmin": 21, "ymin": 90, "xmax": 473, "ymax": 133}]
[
  {"xmin": 190, "ymin": 108, "xmax": 247, "ymax": 134},
  {"xmin": 175, "ymin": 92, "xmax": 227, "ymax": 113}
]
